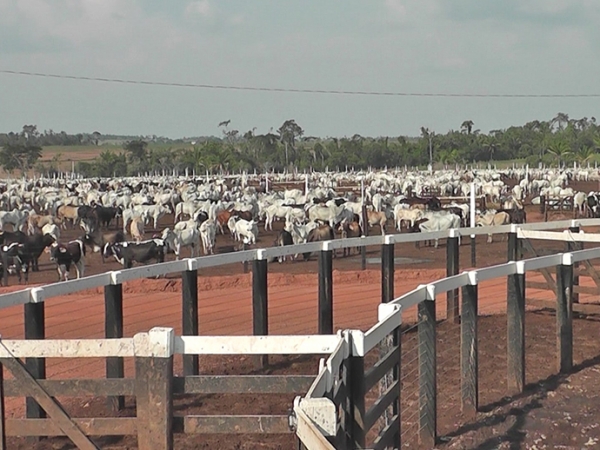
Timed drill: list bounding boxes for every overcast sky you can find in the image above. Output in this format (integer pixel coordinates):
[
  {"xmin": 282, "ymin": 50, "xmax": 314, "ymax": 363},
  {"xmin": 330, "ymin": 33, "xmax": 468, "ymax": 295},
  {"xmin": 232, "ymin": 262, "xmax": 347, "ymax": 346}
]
[{"xmin": 1, "ymin": 0, "xmax": 599, "ymax": 138}]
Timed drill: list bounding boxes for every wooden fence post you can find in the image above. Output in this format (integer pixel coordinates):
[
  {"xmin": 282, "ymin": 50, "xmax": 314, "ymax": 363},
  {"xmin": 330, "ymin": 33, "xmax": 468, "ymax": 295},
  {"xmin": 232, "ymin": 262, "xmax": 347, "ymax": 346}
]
[
  {"xmin": 182, "ymin": 268, "xmax": 199, "ymax": 376},
  {"xmin": 567, "ymin": 226, "xmax": 581, "ymax": 304},
  {"xmin": 24, "ymin": 302, "xmax": 45, "ymax": 421},
  {"xmin": 348, "ymin": 332, "xmax": 366, "ymax": 449},
  {"xmin": 134, "ymin": 327, "xmax": 174, "ymax": 450},
  {"xmin": 104, "ymin": 282, "xmax": 125, "ymax": 411},
  {"xmin": 507, "ymin": 230, "xmax": 525, "ymax": 394},
  {"xmin": 381, "ymin": 239, "xmax": 394, "ymax": 304},
  {"xmin": 318, "ymin": 243, "xmax": 333, "ymax": 335},
  {"xmin": 418, "ymin": 296, "xmax": 436, "ymax": 447},
  {"xmin": 556, "ymin": 256, "xmax": 574, "ymax": 373},
  {"xmin": 461, "ymin": 277, "xmax": 478, "ymax": 417},
  {"xmin": 380, "ymin": 238, "xmax": 400, "ymax": 448},
  {"xmin": 252, "ymin": 251, "xmax": 268, "ymax": 368},
  {"xmin": 446, "ymin": 231, "xmax": 460, "ymax": 323}
]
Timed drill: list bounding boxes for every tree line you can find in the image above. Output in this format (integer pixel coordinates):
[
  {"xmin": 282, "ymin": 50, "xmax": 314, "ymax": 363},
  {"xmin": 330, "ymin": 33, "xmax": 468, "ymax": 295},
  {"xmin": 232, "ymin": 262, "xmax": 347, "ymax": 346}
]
[{"xmin": 1, "ymin": 113, "xmax": 600, "ymax": 177}]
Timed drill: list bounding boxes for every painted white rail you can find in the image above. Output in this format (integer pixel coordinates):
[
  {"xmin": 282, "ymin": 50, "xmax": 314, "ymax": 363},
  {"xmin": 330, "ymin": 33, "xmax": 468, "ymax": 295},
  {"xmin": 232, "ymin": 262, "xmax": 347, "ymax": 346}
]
[{"xmin": 0, "ymin": 218, "xmax": 596, "ymax": 309}]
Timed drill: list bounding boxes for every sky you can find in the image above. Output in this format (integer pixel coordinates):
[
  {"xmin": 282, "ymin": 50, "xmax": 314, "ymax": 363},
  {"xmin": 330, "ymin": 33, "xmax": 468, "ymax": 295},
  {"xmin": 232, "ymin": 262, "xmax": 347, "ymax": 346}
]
[{"xmin": 1, "ymin": 0, "xmax": 599, "ymax": 139}]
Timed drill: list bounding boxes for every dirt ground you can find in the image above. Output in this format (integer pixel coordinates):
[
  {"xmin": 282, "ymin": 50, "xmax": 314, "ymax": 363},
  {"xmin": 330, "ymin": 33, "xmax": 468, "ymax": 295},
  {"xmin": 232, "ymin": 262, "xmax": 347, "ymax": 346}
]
[{"xmin": 1, "ymin": 178, "xmax": 600, "ymax": 449}]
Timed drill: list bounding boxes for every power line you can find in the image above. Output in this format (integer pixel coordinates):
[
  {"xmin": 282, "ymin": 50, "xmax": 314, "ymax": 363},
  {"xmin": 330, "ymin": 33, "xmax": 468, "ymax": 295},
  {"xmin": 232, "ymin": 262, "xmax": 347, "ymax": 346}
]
[{"xmin": 1, "ymin": 69, "xmax": 600, "ymax": 98}]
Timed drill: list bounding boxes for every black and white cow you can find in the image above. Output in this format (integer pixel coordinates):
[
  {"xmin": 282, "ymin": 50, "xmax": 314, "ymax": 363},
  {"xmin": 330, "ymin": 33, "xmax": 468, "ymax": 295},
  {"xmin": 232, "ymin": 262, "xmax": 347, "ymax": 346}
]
[
  {"xmin": 0, "ymin": 242, "xmax": 28, "ymax": 286},
  {"xmin": 49, "ymin": 239, "xmax": 86, "ymax": 281},
  {"xmin": 105, "ymin": 239, "xmax": 166, "ymax": 269}
]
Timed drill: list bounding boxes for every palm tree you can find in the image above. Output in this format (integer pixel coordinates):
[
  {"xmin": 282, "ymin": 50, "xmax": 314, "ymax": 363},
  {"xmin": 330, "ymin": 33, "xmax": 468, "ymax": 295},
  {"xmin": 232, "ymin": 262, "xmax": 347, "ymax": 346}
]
[
  {"xmin": 460, "ymin": 120, "xmax": 474, "ymax": 135},
  {"xmin": 546, "ymin": 142, "xmax": 573, "ymax": 167},
  {"xmin": 576, "ymin": 146, "xmax": 595, "ymax": 164},
  {"xmin": 551, "ymin": 112, "xmax": 570, "ymax": 131},
  {"xmin": 420, "ymin": 127, "xmax": 434, "ymax": 167}
]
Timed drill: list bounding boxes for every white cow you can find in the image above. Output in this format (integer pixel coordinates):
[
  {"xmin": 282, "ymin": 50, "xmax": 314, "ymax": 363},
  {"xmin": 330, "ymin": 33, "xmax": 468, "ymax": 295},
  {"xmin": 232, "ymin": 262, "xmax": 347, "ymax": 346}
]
[
  {"xmin": 161, "ymin": 227, "xmax": 201, "ymax": 259},
  {"xmin": 199, "ymin": 219, "xmax": 217, "ymax": 255},
  {"xmin": 416, "ymin": 212, "xmax": 461, "ymax": 248},
  {"xmin": 233, "ymin": 219, "xmax": 259, "ymax": 245}
]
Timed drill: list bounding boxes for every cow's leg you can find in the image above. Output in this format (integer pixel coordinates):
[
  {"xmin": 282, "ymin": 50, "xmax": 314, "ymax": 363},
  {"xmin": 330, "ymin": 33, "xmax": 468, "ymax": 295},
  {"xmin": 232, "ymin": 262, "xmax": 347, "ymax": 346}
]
[{"xmin": 75, "ymin": 259, "xmax": 84, "ymax": 279}]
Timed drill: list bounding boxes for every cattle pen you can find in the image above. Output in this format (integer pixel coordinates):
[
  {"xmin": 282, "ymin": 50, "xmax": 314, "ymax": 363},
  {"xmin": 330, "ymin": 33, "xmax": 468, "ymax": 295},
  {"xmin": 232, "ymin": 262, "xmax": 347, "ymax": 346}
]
[{"xmin": 0, "ymin": 219, "xmax": 599, "ymax": 449}]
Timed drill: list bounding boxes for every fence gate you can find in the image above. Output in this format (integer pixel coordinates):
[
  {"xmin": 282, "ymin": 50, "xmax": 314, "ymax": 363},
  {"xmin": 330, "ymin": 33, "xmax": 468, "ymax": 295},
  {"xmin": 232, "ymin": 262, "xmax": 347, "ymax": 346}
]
[
  {"xmin": 520, "ymin": 231, "xmax": 600, "ymax": 308},
  {"xmin": 0, "ymin": 356, "xmax": 99, "ymax": 450}
]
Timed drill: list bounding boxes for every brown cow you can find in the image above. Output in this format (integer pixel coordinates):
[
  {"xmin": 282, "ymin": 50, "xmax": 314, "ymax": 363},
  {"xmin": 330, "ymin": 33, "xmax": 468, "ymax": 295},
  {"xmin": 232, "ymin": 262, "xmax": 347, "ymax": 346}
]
[
  {"xmin": 303, "ymin": 224, "xmax": 335, "ymax": 261},
  {"xmin": 27, "ymin": 213, "xmax": 62, "ymax": 235},
  {"xmin": 217, "ymin": 209, "xmax": 253, "ymax": 235},
  {"xmin": 56, "ymin": 205, "xmax": 80, "ymax": 229},
  {"xmin": 337, "ymin": 218, "xmax": 362, "ymax": 257}
]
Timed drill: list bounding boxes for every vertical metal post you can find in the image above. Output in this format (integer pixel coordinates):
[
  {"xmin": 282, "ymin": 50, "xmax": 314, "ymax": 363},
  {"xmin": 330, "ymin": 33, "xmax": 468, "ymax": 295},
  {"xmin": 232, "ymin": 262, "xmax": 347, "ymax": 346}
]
[
  {"xmin": 182, "ymin": 269, "xmax": 199, "ymax": 376},
  {"xmin": 318, "ymin": 246, "xmax": 333, "ymax": 334},
  {"xmin": 446, "ymin": 232, "xmax": 460, "ymax": 323},
  {"xmin": 418, "ymin": 298, "xmax": 436, "ymax": 447},
  {"xmin": 507, "ymin": 231, "xmax": 525, "ymax": 393},
  {"xmin": 24, "ymin": 302, "xmax": 46, "ymax": 420},
  {"xmin": 556, "ymin": 259, "xmax": 574, "ymax": 373},
  {"xmin": 252, "ymin": 254, "xmax": 269, "ymax": 368},
  {"xmin": 105, "ymin": 283, "xmax": 124, "ymax": 411},
  {"xmin": 461, "ymin": 279, "xmax": 478, "ymax": 417}
]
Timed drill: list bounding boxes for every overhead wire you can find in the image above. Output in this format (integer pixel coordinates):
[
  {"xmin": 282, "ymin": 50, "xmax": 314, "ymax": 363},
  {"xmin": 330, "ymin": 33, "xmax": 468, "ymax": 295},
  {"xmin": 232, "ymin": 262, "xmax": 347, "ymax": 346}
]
[{"xmin": 2, "ymin": 69, "xmax": 600, "ymax": 98}]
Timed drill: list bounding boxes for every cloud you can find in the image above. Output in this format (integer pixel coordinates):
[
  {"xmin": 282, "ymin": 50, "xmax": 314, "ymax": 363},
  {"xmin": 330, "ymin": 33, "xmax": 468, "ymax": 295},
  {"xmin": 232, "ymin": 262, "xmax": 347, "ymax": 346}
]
[
  {"xmin": 186, "ymin": 0, "xmax": 212, "ymax": 17},
  {"xmin": 229, "ymin": 14, "xmax": 244, "ymax": 25}
]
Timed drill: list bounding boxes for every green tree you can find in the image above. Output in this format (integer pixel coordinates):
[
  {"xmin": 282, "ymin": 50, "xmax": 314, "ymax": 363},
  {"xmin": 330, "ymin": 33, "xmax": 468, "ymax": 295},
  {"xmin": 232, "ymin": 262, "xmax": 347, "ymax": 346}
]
[
  {"xmin": 124, "ymin": 139, "xmax": 148, "ymax": 162},
  {"xmin": 460, "ymin": 120, "xmax": 474, "ymax": 135},
  {"xmin": 277, "ymin": 119, "xmax": 304, "ymax": 167},
  {"xmin": 546, "ymin": 141, "xmax": 573, "ymax": 167},
  {"xmin": 0, "ymin": 140, "xmax": 42, "ymax": 175}
]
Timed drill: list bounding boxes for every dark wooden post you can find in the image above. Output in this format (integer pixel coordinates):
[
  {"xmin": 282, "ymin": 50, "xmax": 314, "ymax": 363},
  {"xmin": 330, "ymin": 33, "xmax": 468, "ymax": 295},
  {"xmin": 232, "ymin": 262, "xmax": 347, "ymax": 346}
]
[
  {"xmin": 252, "ymin": 253, "xmax": 268, "ymax": 368},
  {"xmin": 182, "ymin": 268, "xmax": 199, "ymax": 376},
  {"xmin": 24, "ymin": 302, "xmax": 45, "ymax": 420},
  {"xmin": 446, "ymin": 232, "xmax": 460, "ymax": 323},
  {"xmin": 540, "ymin": 195, "xmax": 546, "ymax": 215},
  {"xmin": 567, "ymin": 226, "xmax": 581, "ymax": 304},
  {"xmin": 381, "ymin": 239, "xmax": 400, "ymax": 448},
  {"xmin": 418, "ymin": 297, "xmax": 436, "ymax": 447},
  {"xmin": 381, "ymin": 240, "xmax": 394, "ymax": 304},
  {"xmin": 507, "ymin": 231, "xmax": 525, "ymax": 394},
  {"xmin": 556, "ymin": 258, "xmax": 574, "ymax": 373},
  {"xmin": 318, "ymin": 244, "xmax": 333, "ymax": 334},
  {"xmin": 135, "ymin": 328, "xmax": 174, "ymax": 450},
  {"xmin": 461, "ymin": 279, "xmax": 478, "ymax": 417},
  {"xmin": 348, "ymin": 332, "xmax": 366, "ymax": 449},
  {"xmin": 105, "ymin": 283, "xmax": 125, "ymax": 411}
]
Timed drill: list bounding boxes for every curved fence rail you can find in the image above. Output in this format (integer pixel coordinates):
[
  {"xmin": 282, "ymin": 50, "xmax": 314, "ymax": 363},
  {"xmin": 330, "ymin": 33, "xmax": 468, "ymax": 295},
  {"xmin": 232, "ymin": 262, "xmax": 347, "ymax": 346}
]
[
  {"xmin": 294, "ymin": 223, "xmax": 600, "ymax": 449},
  {"xmin": 0, "ymin": 218, "xmax": 597, "ymax": 448}
]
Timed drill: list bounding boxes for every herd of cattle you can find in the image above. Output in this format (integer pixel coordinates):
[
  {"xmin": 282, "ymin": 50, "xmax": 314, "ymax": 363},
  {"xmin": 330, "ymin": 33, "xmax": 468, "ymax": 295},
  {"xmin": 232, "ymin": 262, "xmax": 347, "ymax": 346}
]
[{"xmin": 0, "ymin": 167, "xmax": 597, "ymax": 286}]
